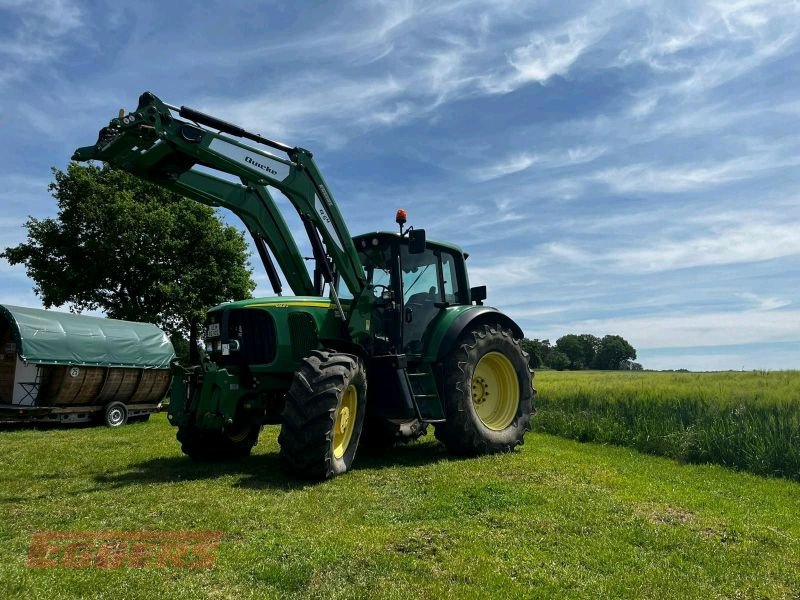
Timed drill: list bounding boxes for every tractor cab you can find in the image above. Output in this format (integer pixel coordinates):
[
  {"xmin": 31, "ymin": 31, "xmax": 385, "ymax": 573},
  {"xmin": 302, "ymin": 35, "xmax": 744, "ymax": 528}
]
[{"xmin": 353, "ymin": 231, "xmax": 470, "ymax": 358}]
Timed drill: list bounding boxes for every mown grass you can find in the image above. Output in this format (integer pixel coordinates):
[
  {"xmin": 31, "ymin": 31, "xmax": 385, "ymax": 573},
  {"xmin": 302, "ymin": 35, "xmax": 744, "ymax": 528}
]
[
  {"xmin": 533, "ymin": 370, "xmax": 800, "ymax": 480},
  {"xmin": 1, "ymin": 414, "xmax": 799, "ymax": 598}
]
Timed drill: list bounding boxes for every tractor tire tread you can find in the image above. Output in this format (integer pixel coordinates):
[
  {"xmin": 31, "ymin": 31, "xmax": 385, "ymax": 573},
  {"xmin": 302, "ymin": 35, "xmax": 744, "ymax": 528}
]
[
  {"xmin": 279, "ymin": 350, "xmax": 366, "ymax": 479},
  {"xmin": 434, "ymin": 324, "xmax": 534, "ymax": 455}
]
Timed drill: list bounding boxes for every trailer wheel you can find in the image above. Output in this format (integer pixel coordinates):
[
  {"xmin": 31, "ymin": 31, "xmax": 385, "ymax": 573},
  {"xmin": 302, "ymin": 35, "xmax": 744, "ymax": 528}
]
[
  {"xmin": 103, "ymin": 401, "xmax": 129, "ymax": 427},
  {"xmin": 435, "ymin": 324, "xmax": 533, "ymax": 455},
  {"xmin": 177, "ymin": 421, "xmax": 260, "ymax": 461},
  {"xmin": 279, "ymin": 350, "xmax": 367, "ymax": 479}
]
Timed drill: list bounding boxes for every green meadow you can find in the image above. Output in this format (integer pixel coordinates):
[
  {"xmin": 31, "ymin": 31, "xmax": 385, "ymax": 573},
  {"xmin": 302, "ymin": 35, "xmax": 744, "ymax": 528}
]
[
  {"xmin": 1, "ymin": 409, "xmax": 799, "ymax": 599},
  {"xmin": 534, "ymin": 370, "xmax": 800, "ymax": 480}
]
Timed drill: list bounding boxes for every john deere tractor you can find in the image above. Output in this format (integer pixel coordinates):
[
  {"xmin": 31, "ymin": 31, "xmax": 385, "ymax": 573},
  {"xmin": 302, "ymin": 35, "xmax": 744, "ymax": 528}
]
[{"xmin": 73, "ymin": 92, "xmax": 534, "ymax": 479}]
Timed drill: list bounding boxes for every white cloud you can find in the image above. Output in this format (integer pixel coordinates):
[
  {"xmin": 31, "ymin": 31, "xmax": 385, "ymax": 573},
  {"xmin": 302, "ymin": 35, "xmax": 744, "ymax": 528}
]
[
  {"xmin": 0, "ymin": 0, "xmax": 84, "ymax": 84},
  {"xmin": 609, "ymin": 220, "xmax": 800, "ymax": 272},
  {"xmin": 590, "ymin": 149, "xmax": 800, "ymax": 194},
  {"xmin": 475, "ymin": 153, "xmax": 541, "ymax": 181},
  {"xmin": 544, "ymin": 217, "xmax": 800, "ymax": 274},
  {"xmin": 196, "ymin": 4, "xmax": 614, "ymax": 145},
  {"xmin": 480, "ymin": 19, "xmax": 603, "ymax": 93},
  {"xmin": 736, "ymin": 292, "xmax": 791, "ymax": 311},
  {"xmin": 468, "ymin": 256, "xmax": 543, "ymax": 289},
  {"xmin": 474, "ymin": 146, "xmax": 607, "ymax": 182}
]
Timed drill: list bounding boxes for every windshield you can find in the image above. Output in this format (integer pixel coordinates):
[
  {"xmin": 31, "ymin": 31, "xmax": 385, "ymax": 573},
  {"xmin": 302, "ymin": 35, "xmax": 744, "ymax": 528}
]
[{"xmin": 401, "ymin": 247, "xmax": 439, "ymax": 302}]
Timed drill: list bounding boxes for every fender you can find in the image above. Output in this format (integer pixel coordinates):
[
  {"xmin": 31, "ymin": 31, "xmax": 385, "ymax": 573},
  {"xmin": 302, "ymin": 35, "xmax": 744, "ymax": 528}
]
[{"xmin": 427, "ymin": 306, "xmax": 524, "ymax": 363}]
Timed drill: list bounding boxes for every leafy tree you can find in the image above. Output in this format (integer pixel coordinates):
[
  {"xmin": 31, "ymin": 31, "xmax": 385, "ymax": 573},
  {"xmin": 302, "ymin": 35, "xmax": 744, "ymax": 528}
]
[
  {"xmin": 620, "ymin": 360, "xmax": 644, "ymax": 371},
  {"xmin": 578, "ymin": 333, "xmax": 601, "ymax": 365},
  {"xmin": 594, "ymin": 335, "xmax": 637, "ymax": 370},
  {"xmin": 1, "ymin": 163, "xmax": 255, "ymax": 342},
  {"xmin": 555, "ymin": 333, "xmax": 600, "ymax": 370},
  {"xmin": 520, "ymin": 338, "xmax": 552, "ymax": 368},
  {"xmin": 547, "ymin": 350, "xmax": 571, "ymax": 371}
]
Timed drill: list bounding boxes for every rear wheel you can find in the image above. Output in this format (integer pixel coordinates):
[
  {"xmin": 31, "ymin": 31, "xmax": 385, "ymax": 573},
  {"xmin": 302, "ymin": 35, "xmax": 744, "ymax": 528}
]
[
  {"xmin": 177, "ymin": 419, "xmax": 260, "ymax": 461},
  {"xmin": 435, "ymin": 324, "xmax": 533, "ymax": 455},
  {"xmin": 279, "ymin": 350, "xmax": 367, "ymax": 479}
]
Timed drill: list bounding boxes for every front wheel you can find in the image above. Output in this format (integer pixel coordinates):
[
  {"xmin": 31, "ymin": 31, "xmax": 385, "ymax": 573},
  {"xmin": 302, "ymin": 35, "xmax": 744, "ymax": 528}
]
[
  {"xmin": 435, "ymin": 324, "xmax": 533, "ymax": 455},
  {"xmin": 279, "ymin": 350, "xmax": 367, "ymax": 479}
]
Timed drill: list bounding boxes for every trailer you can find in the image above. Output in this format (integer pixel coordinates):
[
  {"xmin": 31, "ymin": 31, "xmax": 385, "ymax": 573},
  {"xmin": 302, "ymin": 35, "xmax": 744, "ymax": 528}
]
[{"xmin": 0, "ymin": 305, "xmax": 175, "ymax": 426}]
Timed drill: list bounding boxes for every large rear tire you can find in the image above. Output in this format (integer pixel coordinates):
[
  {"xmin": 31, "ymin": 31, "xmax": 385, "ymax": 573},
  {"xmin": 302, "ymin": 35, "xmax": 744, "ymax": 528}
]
[
  {"xmin": 435, "ymin": 324, "xmax": 533, "ymax": 455},
  {"xmin": 177, "ymin": 420, "xmax": 261, "ymax": 461},
  {"xmin": 279, "ymin": 350, "xmax": 367, "ymax": 479}
]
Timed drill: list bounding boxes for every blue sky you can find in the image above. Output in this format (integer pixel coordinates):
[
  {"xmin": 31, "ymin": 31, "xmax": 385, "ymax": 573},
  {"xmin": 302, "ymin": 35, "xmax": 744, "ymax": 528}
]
[{"xmin": 1, "ymin": 0, "xmax": 799, "ymax": 370}]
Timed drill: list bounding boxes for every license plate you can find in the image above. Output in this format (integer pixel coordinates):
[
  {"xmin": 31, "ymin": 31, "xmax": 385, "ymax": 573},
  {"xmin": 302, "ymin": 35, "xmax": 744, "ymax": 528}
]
[{"xmin": 207, "ymin": 323, "xmax": 220, "ymax": 338}]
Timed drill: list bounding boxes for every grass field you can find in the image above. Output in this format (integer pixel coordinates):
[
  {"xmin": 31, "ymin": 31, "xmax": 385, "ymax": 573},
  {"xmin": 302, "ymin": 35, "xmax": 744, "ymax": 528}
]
[
  {"xmin": 1, "ymin": 414, "xmax": 799, "ymax": 599},
  {"xmin": 534, "ymin": 370, "xmax": 800, "ymax": 481}
]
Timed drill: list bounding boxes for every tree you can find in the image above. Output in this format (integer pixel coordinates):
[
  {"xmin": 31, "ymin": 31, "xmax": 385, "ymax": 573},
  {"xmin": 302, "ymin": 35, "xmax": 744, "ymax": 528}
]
[
  {"xmin": 620, "ymin": 360, "xmax": 643, "ymax": 371},
  {"xmin": 555, "ymin": 333, "xmax": 600, "ymax": 370},
  {"xmin": 2, "ymin": 163, "xmax": 256, "ymax": 341},
  {"xmin": 520, "ymin": 338, "xmax": 552, "ymax": 368},
  {"xmin": 547, "ymin": 350, "xmax": 570, "ymax": 371},
  {"xmin": 593, "ymin": 335, "xmax": 637, "ymax": 370}
]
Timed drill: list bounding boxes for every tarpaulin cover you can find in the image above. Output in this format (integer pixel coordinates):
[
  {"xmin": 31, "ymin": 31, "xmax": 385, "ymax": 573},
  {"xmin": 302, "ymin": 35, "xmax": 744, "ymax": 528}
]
[{"xmin": 0, "ymin": 305, "xmax": 175, "ymax": 368}]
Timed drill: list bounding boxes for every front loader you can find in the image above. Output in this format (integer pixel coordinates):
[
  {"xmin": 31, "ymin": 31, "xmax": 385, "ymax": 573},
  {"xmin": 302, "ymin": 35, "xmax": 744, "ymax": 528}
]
[{"xmin": 73, "ymin": 92, "xmax": 534, "ymax": 479}]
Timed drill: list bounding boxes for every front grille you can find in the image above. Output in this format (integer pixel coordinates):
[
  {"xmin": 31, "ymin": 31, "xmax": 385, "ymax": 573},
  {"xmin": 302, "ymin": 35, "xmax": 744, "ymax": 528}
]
[
  {"xmin": 205, "ymin": 309, "xmax": 276, "ymax": 366},
  {"xmin": 288, "ymin": 312, "xmax": 319, "ymax": 361}
]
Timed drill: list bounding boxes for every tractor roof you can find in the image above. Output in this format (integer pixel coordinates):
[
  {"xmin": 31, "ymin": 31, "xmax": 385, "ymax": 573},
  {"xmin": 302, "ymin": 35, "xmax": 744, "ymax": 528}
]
[{"xmin": 353, "ymin": 231, "xmax": 466, "ymax": 256}]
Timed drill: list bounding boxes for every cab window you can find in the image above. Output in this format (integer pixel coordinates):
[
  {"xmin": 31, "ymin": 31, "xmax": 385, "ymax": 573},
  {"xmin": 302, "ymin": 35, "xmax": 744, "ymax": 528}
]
[
  {"xmin": 441, "ymin": 252, "xmax": 461, "ymax": 304},
  {"xmin": 358, "ymin": 244, "xmax": 393, "ymax": 289},
  {"xmin": 401, "ymin": 247, "xmax": 439, "ymax": 301}
]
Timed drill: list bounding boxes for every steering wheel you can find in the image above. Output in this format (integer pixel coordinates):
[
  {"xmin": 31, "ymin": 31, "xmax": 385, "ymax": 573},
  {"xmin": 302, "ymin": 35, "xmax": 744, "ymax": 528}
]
[{"xmin": 372, "ymin": 284, "xmax": 389, "ymax": 299}]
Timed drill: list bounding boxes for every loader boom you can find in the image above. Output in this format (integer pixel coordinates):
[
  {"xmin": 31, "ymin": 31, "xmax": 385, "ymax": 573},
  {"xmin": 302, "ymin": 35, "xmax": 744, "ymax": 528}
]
[{"xmin": 72, "ymin": 92, "xmax": 366, "ymax": 302}]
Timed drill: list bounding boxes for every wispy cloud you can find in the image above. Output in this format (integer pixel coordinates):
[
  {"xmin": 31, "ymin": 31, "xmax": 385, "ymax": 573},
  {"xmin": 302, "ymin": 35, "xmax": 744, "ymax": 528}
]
[
  {"xmin": 736, "ymin": 292, "xmax": 791, "ymax": 311},
  {"xmin": 468, "ymin": 256, "xmax": 544, "ymax": 289},
  {"xmin": 0, "ymin": 0, "xmax": 84, "ymax": 84},
  {"xmin": 544, "ymin": 217, "xmax": 800, "ymax": 274},
  {"xmin": 474, "ymin": 146, "xmax": 606, "ymax": 182},
  {"xmin": 610, "ymin": 219, "xmax": 800, "ymax": 272},
  {"xmin": 478, "ymin": 18, "xmax": 605, "ymax": 94}
]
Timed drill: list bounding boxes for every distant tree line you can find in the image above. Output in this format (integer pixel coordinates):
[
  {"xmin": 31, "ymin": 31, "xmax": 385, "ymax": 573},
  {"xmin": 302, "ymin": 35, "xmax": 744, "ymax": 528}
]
[{"xmin": 521, "ymin": 334, "xmax": 641, "ymax": 371}]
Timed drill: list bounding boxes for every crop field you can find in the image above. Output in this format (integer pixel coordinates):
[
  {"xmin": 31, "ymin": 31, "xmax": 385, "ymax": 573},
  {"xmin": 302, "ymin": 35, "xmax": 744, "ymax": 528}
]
[
  {"xmin": 1, "ymin": 409, "xmax": 799, "ymax": 599},
  {"xmin": 533, "ymin": 370, "xmax": 800, "ymax": 480}
]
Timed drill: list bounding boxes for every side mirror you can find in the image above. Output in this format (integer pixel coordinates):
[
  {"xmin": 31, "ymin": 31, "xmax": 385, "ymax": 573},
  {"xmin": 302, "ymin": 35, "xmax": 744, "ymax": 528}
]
[
  {"xmin": 471, "ymin": 285, "xmax": 487, "ymax": 306},
  {"xmin": 408, "ymin": 228, "xmax": 426, "ymax": 254}
]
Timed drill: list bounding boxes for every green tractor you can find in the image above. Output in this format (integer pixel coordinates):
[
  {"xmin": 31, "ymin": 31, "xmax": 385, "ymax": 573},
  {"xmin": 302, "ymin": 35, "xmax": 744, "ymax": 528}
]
[{"xmin": 73, "ymin": 92, "xmax": 534, "ymax": 479}]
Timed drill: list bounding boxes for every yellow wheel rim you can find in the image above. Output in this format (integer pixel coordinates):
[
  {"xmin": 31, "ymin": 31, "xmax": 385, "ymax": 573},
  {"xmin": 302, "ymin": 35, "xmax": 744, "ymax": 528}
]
[
  {"xmin": 333, "ymin": 384, "xmax": 358, "ymax": 459},
  {"xmin": 471, "ymin": 352, "xmax": 520, "ymax": 431}
]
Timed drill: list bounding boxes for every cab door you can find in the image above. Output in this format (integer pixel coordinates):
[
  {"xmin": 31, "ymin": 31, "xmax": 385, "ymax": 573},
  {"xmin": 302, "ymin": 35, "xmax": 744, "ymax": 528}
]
[
  {"xmin": 401, "ymin": 245, "xmax": 466, "ymax": 357},
  {"xmin": 358, "ymin": 240, "xmax": 403, "ymax": 354}
]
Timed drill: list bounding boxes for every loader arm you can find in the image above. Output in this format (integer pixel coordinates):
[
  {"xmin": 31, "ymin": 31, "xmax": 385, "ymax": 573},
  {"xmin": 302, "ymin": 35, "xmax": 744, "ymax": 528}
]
[{"xmin": 72, "ymin": 92, "xmax": 367, "ymax": 301}]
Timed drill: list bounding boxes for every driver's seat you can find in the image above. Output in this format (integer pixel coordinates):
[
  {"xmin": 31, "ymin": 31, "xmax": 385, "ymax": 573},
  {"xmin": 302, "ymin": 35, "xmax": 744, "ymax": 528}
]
[{"xmin": 404, "ymin": 287, "xmax": 439, "ymax": 353}]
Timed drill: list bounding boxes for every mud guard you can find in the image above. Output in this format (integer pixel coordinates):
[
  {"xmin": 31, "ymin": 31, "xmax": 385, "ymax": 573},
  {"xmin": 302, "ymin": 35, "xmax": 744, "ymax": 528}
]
[{"xmin": 435, "ymin": 307, "xmax": 524, "ymax": 362}]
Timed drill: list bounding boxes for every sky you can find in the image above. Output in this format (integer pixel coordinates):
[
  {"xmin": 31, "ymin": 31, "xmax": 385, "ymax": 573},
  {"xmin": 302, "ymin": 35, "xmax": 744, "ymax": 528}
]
[{"xmin": 0, "ymin": 0, "xmax": 798, "ymax": 371}]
